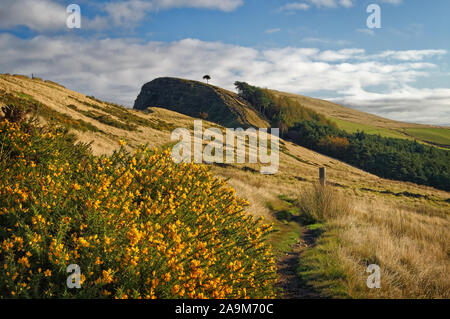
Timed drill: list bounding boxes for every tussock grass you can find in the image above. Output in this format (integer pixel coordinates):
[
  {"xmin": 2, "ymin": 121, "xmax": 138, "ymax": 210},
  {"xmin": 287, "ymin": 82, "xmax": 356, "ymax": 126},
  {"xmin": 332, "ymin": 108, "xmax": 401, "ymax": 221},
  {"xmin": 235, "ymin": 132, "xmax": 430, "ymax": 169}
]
[
  {"xmin": 297, "ymin": 183, "xmax": 352, "ymax": 224},
  {"xmin": 68, "ymin": 96, "xmax": 175, "ymax": 132},
  {"xmin": 66, "ymin": 104, "xmax": 138, "ymax": 131}
]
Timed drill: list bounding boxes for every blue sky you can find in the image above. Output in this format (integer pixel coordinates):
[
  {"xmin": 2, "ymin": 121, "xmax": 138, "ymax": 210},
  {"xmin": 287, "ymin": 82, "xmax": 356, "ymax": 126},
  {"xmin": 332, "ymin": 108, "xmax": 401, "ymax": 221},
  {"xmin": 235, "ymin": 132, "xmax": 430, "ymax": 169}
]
[{"xmin": 0, "ymin": 0, "xmax": 449, "ymax": 125}]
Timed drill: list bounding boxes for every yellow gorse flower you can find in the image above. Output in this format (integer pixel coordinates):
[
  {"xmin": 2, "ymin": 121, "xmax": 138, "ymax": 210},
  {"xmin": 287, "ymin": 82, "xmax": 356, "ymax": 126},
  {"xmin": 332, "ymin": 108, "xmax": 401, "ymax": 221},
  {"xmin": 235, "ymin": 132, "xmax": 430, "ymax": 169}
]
[
  {"xmin": 0, "ymin": 118, "xmax": 277, "ymax": 299},
  {"xmin": 102, "ymin": 269, "xmax": 114, "ymax": 284}
]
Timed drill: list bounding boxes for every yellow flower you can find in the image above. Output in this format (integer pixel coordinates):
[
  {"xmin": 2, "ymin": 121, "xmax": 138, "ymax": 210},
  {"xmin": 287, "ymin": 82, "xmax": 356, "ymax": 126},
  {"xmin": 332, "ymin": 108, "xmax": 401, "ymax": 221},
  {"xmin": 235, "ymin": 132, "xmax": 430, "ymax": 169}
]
[
  {"xmin": 171, "ymin": 285, "xmax": 180, "ymax": 295},
  {"xmin": 18, "ymin": 256, "xmax": 30, "ymax": 268},
  {"xmin": 102, "ymin": 269, "xmax": 114, "ymax": 284},
  {"xmin": 163, "ymin": 272, "xmax": 171, "ymax": 282},
  {"xmin": 78, "ymin": 237, "xmax": 90, "ymax": 248}
]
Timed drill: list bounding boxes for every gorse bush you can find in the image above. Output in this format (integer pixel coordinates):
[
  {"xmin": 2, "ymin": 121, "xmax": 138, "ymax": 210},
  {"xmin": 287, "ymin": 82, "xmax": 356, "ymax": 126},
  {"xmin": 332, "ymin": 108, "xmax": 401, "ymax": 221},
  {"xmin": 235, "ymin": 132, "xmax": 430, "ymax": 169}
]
[
  {"xmin": 297, "ymin": 183, "xmax": 351, "ymax": 224},
  {"xmin": 0, "ymin": 118, "xmax": 277, "ymax": 298}
]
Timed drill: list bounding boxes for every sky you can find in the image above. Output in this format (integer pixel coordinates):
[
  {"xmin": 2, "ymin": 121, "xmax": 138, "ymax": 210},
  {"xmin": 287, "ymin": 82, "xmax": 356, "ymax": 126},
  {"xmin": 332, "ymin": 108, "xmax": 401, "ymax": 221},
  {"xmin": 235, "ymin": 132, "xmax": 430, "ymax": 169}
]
[{"xmin": 0, "ymin": 0, "xmax": 449, "ymax": 125}]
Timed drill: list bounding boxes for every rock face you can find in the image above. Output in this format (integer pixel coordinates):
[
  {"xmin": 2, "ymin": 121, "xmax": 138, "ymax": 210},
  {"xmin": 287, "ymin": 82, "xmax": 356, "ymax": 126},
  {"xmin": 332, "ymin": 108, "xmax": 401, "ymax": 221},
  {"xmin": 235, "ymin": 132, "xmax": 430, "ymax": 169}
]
[{"xmin": 133, "ymin": 77, "xmax": 268, "ymax": 128}]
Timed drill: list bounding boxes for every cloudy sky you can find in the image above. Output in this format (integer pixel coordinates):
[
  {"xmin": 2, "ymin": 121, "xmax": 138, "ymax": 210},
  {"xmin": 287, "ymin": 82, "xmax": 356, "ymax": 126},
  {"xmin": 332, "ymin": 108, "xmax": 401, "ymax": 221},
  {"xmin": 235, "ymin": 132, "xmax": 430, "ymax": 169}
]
[{"xmin": 0, "ymin": 0, "xmax": 449, "ymax": 125}]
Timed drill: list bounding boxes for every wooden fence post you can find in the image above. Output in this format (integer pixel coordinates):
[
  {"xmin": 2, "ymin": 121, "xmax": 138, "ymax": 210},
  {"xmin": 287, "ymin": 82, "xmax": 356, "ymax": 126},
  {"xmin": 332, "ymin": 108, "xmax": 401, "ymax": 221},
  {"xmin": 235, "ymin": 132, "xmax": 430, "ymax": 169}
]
[{"xmin": 319, "ymin": 167, "xmax": 326, "ymax": 186}]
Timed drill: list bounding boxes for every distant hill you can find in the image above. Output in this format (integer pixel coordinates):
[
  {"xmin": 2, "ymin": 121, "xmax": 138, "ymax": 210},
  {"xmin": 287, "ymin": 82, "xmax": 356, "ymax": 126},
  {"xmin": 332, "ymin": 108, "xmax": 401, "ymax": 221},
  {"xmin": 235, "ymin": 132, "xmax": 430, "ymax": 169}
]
[
  {"xmin": 269, "ymin": 89, "xmax": 450, "ymax": 148},
  {"xmin": 133, "ymin": 77, "xmax": 449, "ymax": 148},
  {"xmin": 130, "ymin": 77, "xmax": 448, "ymax": 190},
  {"xmin": 134, "ymin": 77, "xmax": 269, "ymax": 128},
  {"xmin": 231, "ymin": 82, "xmax": 449, "ymax": 191}
]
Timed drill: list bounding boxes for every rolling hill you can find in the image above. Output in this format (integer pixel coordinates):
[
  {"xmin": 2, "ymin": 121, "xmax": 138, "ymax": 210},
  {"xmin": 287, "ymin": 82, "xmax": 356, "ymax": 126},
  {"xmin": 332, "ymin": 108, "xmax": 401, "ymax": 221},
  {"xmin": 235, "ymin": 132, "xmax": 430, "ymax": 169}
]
[
  {"xmin": 269, "ymin": 89, "xmax": 450, "ymax": 148},
  {"xmin": 1, "ymin": 73, "xmax": 449, "ymax": 298},
  {"xmin": 134, "ymin": 77, "xmax": 269, "ymax": 128},
  {"xmin": 132, "ymin": 77, "xmax": 449, "ymax": 148}
]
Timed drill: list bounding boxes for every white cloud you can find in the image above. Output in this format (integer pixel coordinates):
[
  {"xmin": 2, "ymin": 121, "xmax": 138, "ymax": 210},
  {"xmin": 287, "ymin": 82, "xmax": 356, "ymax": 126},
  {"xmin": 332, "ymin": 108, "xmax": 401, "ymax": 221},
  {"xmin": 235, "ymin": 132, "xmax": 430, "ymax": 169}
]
[
  {"xmin": 0, "ymin": 0, "xmax": 244, "ymax": 31},
  {"xmin": 299, "ymin": 0, "xmax": 354, "ymax": 9},
  {"xmin": 279, "ymin": 0, "xmax": 404, "ymax": 12},
  {"xmin": 339, "ymin": 0, "xmax": 354, "ymax": 8},
  {"xmin": 302, "ymin": 37, "xmax": 351, "ymax": 46},
  {"xmin": 278, "ymin": 2, "xmax": 311, "ymax": 12},
  {"xmin": 331, "ymin": 86, "xmax": 450, "ymax": 126},
  {"xmin": 0, "ymin": 33, "xmax": 448, "ymax": 125},
  {"xmin": 265, "ymin": 28, "xmax": 281, "ymax": 34},
  {"xmin": 278, "ymin": 0, "xmax": 354, "ymax": 13},
  {"xmin": 150, "ymin": 0, "xmax": 244, "ymax": 11},
  {"xmin": 356, "ymin": 28, "xmax": 376, "ymax": 36},
  {"xmin": 374, "ymin": 50, "xmax": 447, "ymax": 61},
  {"xmin": 316, "ymin": 49, "xmax": 365, "ymax": 61},
  {"xmin": 380, "ymin": 0, "xmax": 403, "ymax": 5},
  {"xmin": 0, "ymin": 0, "xmax": 66, "ymax": 32},
  {"xmin": 102, "ymin": 0, "xmax": 244, "ymax": 27},
  {"xmin": 306, "ymin": 0, "xmax": 401, "ymax": 8},
  {"xmin": 309, "ymin": 0, "xmax": 354, "ymax": 8}
]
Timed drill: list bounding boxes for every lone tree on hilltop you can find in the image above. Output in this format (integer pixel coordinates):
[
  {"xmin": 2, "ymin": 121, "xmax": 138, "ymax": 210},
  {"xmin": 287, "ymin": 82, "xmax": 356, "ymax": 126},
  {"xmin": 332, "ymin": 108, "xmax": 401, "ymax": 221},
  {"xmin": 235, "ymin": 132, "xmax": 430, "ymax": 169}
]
[{"xmin": 203, "ymin": 75, "xmax": 211, "ymax": 84}]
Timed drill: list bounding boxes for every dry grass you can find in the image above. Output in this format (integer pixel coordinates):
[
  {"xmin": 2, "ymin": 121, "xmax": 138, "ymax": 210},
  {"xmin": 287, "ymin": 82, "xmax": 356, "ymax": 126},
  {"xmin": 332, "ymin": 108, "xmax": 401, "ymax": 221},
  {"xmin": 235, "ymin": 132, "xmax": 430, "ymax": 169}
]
[
  {"xmin": 299, "ymin": 195, "xmax": 450, "ymax": 298},
  {"xmin": 297, "ymin": 183, "xmax": 352, "ymax": 223}
]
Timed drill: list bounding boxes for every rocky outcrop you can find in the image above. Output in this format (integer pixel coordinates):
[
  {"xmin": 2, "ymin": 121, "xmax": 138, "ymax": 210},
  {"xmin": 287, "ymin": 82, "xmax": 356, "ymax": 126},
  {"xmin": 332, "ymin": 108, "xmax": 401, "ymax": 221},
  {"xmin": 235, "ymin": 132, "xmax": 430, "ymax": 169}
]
[{"xmin": 133, "ymin": 77, "xmax": 268, "ymax": 128}]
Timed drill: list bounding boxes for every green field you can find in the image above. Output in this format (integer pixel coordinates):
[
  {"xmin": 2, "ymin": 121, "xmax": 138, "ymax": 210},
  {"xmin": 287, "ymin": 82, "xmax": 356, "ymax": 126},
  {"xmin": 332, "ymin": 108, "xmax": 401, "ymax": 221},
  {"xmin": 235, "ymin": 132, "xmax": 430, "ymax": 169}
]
[
  {"xmin": 332, "ymin": 118, "xmax": 411, "ymax": 139},
  {"xmin": 402, "ymin": 127, "xmax": 450, "ymax": 147},
  {"xmin": 332, "ymin": 118, "xmax": 450, "ymax": 148}
]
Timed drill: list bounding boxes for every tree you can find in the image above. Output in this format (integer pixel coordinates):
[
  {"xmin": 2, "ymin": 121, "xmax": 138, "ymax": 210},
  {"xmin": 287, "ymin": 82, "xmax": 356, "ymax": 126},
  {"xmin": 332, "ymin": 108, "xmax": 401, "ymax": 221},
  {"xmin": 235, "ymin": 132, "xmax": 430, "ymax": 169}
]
[{"xmin": 203, "ymin": 75, "xmax": 211, "ymax": 84}]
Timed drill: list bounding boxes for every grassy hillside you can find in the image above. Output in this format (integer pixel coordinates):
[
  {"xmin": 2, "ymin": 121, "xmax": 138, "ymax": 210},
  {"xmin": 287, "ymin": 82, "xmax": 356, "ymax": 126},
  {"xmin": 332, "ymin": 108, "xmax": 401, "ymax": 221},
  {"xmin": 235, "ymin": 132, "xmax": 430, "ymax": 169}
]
[
  {"xmin": 402, "ymin": 127, "xmax": 450, "ymax": 147},
  {"xmin": 331, "ymin": 118, "xmax": 414, "ymax": 140},
  {"xmin": 235, "ymin": 82, "xmax": 449, "ymax": 191},
  {"xmin": 269, "ymin": 89, "xmax": 450, "ymax": 148},
  {"xmin": 1, "ymin": 74, "xmax": 449, "ymax": 298}
]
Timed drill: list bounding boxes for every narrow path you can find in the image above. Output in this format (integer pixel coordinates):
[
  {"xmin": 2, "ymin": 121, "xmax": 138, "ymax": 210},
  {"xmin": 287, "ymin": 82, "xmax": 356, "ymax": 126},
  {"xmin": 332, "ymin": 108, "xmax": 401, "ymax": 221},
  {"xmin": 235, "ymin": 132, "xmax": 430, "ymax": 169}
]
[{"xmin": 276, "ymin": 227, "xmax": 321, "ymax": 299}]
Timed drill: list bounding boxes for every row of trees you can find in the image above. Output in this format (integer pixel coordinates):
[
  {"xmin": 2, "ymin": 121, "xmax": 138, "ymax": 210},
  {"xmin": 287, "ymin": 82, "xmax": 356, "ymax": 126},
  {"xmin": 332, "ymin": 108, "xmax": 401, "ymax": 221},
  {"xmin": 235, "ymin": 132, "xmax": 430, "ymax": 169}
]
[
  {"xmin": 235, "ymin": 82, "xmax": 450, "ymax": 191},
  {"xmin": 234, "ymin": 81, "xmax": 334, "ymax": 134},
  {"xmin": 289, "ymin": 120, "xmax": 450, "ymax": 190}
]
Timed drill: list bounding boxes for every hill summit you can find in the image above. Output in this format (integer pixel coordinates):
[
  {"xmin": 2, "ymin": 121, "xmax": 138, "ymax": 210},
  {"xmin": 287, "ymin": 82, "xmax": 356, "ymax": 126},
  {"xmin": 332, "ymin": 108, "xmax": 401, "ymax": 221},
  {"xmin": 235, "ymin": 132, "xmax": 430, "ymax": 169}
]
[{"xmin": 133, "ymin": 77, "xmax": 269, "ymax": 128}]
